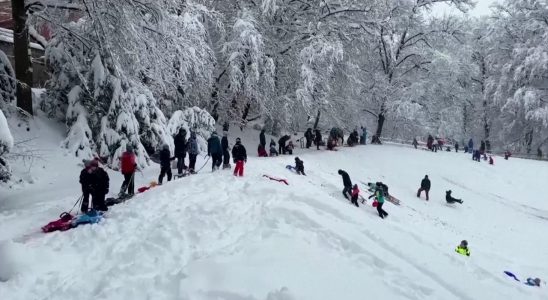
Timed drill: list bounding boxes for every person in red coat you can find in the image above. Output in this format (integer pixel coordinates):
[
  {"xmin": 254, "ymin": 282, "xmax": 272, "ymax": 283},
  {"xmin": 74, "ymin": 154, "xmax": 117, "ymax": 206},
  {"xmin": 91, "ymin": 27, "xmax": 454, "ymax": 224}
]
[
  {"xmin": 120, "ymin": 144, "xmax": 137, "ymax": 195},
  {"xmin": 257, "ymin": 144, "xmax": 268, "ymax": 157},
  {"xmin": 350, "ymin": 184, "xmax": 360, "ymax": 207}
]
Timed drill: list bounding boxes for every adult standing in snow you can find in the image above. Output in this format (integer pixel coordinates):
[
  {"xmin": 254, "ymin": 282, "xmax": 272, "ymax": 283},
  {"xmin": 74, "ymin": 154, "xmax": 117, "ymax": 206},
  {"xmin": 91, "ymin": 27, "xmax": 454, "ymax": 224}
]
[
  {"xmin": 221, "ymin": 131, "xmax": 231, "ymax": 169},
  {"xmin": 305, "ymin": 128, "xmax": 314, "ymax": 148},
  {"xmin": 427, "ymin": 135, "xmax": 434, "ymax": 151},
  {"xmin": 480, "ymin": 140, "xmax": 486, "ymax": 155},
  {"xmin": 369, "ymin": 184, "xmax": 388, "ymax": 218},
  {"xmin": 260, "ymin": 129, "xmax": 266, "ymax": 149},
  {"xmin": 208, "ymin": 131, "xmax": 222, "ymax": 171},
  {"xmin": 173, "ymin": 128, "xmax": 187, "ymax": 175},
  {"xmin": 468, "ymin": 138, "xmax": 474, "ymax": 153},
  {"xmin": 455, "ymin": 142, "xmax": 459, "ymax": 152},
  {"xmin": 446, "ymin": 190, "xmax": 463, "ymax": 204},
  {"xmin": 412, "ymin": 138, "xmax": 418, "ymax": 149},
  {"xmin": 315, "ymin": 129, "xmax": 322, "ymax": 150},
  {"xmin": 80, "ymin": 159, "xmax": 109, "ymax": 212},
  {"xmin": 360, "ymin": 126, "xmax": 367, "ymax": 145},
  {"xmin": 188, "ymin": 132, "xmax": 199, "ymax": 174},
  {"xmin": 119, "ymin": 144, "xmax": 136, "ymax": 196},
  {"xmin": 338, "ymin": 169, "xmax": 352, "ymax": 199},
  {"xmin": 417, "ymin": 175, "xmax": 431, "ymax": 201},
  {"xmin": 232, "ymin": 137, "xmax": 247, "ymax": 176},
  {"xmin": 158, "ymin": 144, "xmax": 173, "ymax": 184}
]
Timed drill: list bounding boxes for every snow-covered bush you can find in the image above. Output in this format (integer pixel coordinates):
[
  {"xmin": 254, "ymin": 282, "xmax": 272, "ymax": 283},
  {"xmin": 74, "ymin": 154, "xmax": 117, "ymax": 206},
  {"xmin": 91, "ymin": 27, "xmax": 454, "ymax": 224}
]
[
  {"xmin": 0, "ymin": 109, "xmax": 13, "ymax": 181},
  {"xmin": 0, "ymin": 50, "xmax": 15, "ymax": 104},
  {"xmin": 167, "ymin": 107, "xmax": 216, "ymax": 153}
]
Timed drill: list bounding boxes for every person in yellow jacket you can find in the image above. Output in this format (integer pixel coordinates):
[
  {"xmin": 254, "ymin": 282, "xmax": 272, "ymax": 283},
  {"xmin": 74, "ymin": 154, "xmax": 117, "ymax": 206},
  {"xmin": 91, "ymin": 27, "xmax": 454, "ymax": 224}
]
[{"xmin": 455, "ymin": 240, "xmax": 470, "ymax": 256}]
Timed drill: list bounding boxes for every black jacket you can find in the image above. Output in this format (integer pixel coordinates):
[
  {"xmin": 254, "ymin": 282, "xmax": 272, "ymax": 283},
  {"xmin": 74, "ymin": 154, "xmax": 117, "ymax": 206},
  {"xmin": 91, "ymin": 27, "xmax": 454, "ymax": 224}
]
[
  {"xmin": 446, "ymin": 192, "xmax": 459, "ymax": 202},
  {"xmin": 315, "ymin": 131, "xmax": 322, "ymax": 142},
  {"xmin": 232, "ymin": 142, "xmax": 247, "ymax": 161},
  {"xmin": 421, "ymin": 177, "xmax": 431, "ymax": 190},
  {"xmin": 80, "ymin": 168, "xmax": 109, "ymax": 194},
  {"xmin": 305, "ymin": 129, "xmax": 313, "ymax": 140},
  {"xmin": 295, "ymin": 159, "xmax": 304, "ymax": 172},
  {"xmin": 278, "ymin": 135, "xmax": 290, "ymax": 147},
  {"xmin": 207, "ymin": 135, "xmax": 222, "ymax": 155},
  {"xmin": 173, "ymin": 132, "xmax": 187, "ymax": 157},
  {"xmin": 160, "ymin": 148, "xmax": 172, "ymax": 168},
  {"xmin": 221, "ymin": 136, "xmax": 229, "ymax": 152},
  {"xmin": 260, "ymin": 131, "xmax": 266, "ymax": 147},
  {"xmin": 339, "ymin": 170, "xmax": 352, "ymax": 187}
]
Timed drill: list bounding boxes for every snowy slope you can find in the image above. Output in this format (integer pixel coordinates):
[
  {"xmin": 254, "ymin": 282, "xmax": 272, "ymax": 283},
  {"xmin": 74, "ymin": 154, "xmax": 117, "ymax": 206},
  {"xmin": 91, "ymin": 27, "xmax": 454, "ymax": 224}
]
[{"xmin": 1, "ymin": 124, "xmax": 547, "ymax": 300}]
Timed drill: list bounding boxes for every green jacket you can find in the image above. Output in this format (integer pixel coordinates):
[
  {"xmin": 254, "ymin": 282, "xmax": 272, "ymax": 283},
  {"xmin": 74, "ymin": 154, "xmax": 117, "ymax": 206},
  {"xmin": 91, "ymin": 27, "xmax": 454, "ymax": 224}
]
[
  {"xmin": 455, "ymin": 246, "xmax": 470, "ymax": 256},
  {"xmin": 376, "ymin": 190, "xmax": 385, "ymax": 203}
]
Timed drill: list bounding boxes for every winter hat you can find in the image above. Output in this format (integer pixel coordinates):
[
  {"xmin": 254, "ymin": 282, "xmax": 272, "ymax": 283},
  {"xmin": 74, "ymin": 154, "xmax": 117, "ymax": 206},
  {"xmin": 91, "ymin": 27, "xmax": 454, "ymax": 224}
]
[
  {"xmin": 460, "ymin": 240, "xmax": 468, "ymax": 247},
  {"xmin": 236, "ymin": 137, "xmax": 241, "ymax": 143},
  {"xmin": 353, "ymin": 184, "xmax": 358, "ymax": 189},
  {"xmin": 212, "ymin": 131, "xmax": 218, "ymax": 136},
  {"xmin": 162, "ymin": 143, "xmax": 169, "ymax": 150},
  {"xmin": 425, "ymin": 175, "xmax": 429, "ymax": 179},
  {"xmin": 338, "ymin": 169, "xmax": 343, "ymax": 175},
  {"xmin": 447, "ymin": 190, "xmax": 452, "ymax": 194},
  {"xmin": 126, "ymin": 144, "xmax": 134, "ymax": 152},
  {"xmin": 295, "ymin": 157, "xmax": 300, "ymax": 162}
]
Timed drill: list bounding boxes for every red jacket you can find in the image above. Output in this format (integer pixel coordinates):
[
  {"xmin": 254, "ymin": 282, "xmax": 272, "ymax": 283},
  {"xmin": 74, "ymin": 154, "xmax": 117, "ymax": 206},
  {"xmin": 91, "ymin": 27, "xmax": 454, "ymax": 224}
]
[
  {"xmin": 352, "ymin": 186, "xmax": 360, "ymax": 197},
  {"xmin": 121, "ymin": 151, "xmax": 136, "ymax": 174}
]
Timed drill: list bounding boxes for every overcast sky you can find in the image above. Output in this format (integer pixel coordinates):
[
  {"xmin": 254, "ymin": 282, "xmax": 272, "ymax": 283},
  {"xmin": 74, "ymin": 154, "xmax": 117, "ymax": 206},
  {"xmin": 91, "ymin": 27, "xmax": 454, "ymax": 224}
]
[{"xmin": 431, "ymin": 0, "xmax": 502, "ymax": 17}]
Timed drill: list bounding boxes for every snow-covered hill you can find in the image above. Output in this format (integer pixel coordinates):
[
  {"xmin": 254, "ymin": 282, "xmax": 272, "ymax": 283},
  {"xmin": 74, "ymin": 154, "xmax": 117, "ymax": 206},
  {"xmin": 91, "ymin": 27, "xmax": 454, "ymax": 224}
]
[{"xmin": 1, "ymin": 124, "xmax": 547, "ymax": 300}]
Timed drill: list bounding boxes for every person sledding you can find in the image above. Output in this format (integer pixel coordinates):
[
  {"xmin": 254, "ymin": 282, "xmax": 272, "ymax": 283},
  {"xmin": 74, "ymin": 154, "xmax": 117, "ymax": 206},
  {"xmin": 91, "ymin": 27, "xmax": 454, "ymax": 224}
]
[
  {"xmin": 80, "ymin": 159, "xmax": 109, "ymax": 213},
  {"xmin": 338, "ymin": 169, "xmax": 353, "ymax": 199},
  {"xmin": 350, "ymin": 184, "xmax": 360, "ymax": 207},
  {"xmin": 369, "ymin": 184, "xmax": 388, "ymax": 218},
  {"xmin": 158, "ymin": 143, "xmax": 173, "ymax": 184},
  {"xmin": 417, "ymin": 175, "xmax": 431, "ymax": 201},
  {"xmin": 294, "ymin": 157, "xmax": 306, "ymax": 175},
  {"xmin": 455, "ymin": 240, "xmax": 470, "ymax": 256},
  {"xmin": 446, "ymin": 190, "xmax": 463, "ymax": 204},
  {"xmin": 525, "ymin": 278, "xmax": 542, "ymax": 287},
  {"xmin": 119, "ymin": 144, "xmax": 137, "ymax": 197},
  {"xmin": 232, "ymin": 137, "xmax": 247, "ymax": 176}
]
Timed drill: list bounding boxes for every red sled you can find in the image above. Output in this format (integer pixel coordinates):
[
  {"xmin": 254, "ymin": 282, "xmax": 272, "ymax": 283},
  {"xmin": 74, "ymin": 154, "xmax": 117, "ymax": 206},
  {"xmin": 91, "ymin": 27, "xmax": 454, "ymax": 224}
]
[
  {"xmin": 372, "ymin": 200, "xmax": 378, "ymax": 207},
  {"xmin": 41, "ymin": 212, "xmax": 75, "ymax": 233}
]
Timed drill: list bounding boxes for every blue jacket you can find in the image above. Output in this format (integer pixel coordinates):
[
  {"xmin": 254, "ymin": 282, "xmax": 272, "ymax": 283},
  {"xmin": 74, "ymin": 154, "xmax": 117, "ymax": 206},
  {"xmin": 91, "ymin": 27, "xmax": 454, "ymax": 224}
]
[
  {"xmin": 188, "ymin": 133, "xmax": 199, "ymax": 155},
  {"xmin": 207, "ymin": 134, "xmax": 222, "ymax": 155}
]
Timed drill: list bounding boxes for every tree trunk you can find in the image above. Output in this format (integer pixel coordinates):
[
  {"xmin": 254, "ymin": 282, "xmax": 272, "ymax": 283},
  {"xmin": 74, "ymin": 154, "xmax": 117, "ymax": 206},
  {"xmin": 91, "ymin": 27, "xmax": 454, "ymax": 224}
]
[
  {"xmin": 240, "ymin": 102, "xmax": 251, "ymax": 130},
  {"xmin": 525, "ymin": 129, "xmax": 533, "ymax": 154},
  {"xmin": 375, "ymin": 112, "xmax": 385, "ymax": 138},
  {"xmin": 313, "ymin": 109, "xmax": 321, "ymax": 130},
  {"xmin": 11, "ymin": 0, "xmax": 33, "ymax": 115}
]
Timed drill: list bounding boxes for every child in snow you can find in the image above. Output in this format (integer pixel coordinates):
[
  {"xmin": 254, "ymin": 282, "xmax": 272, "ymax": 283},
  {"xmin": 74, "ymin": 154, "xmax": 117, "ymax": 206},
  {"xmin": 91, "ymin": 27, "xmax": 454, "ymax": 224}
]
[
  {"xmin": 258, "ymin": 144, "xmax": 268, "ymax": 157},
  {"xmin": 158, "ymin": 144, "xmax": 173, "ymax": 184},
  {"xmin": 489, "ymin": 156, "xmax": 494, "ymax": 165},
  {"xmin": 294, "ymin": 157, "xmax": 305, "ymax": 175},
  {"xmin": 369, "ymin": 184, "xmax": 388, "ymax": 218},
  {"xmin": 525, "ymin": 278, "xmax": 542, "ymax": 287},
  {"xmin": 417, "ymin": 175, "xmax": 431, "ymax": 201},
  {"xmin": 120, "ymin": 144, "xmax": 137, "ymax": 196},
  {"xmin": 286, "ymin": 141, "xmax": 295, "ymax": 155},
  {"xmin": 455, "ymin": 240, "xmax": 470, "ymax": 256},
  {"xmin": 446, "ymin": 190, "xmax": 463, "ymax": 204},
  {"xmin": 232, "ymin": 137, "xmax": 247, "ymax": 176},
  {"xmin": 350, "ymin": 184, "xmax": 360, "ymax": 207}
]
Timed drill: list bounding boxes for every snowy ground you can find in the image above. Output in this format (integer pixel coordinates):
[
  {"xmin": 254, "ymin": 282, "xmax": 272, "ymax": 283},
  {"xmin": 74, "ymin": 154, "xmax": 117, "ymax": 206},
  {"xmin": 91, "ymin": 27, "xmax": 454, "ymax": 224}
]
[{"xmin": 1, "ymin": 121, "xmax": 547, "ymax": 300}]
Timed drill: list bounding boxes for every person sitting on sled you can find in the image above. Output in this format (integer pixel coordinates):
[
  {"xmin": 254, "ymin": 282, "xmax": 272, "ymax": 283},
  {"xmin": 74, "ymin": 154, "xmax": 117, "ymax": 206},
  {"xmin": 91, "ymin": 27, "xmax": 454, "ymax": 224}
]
[
  {"xmin": 294, "ymin": 157, "xmax": 305, "ymax": 175},
  {"xmin": 525, "ymin": 278, "xmax": 542, "ymax": 287},
  {"xmin": 446, "ymin": 190, "xmax": 463, "ymax": 204},
  {"xmin": 455, "ymin": 240, "xmax": 470, "ymax": 256},
  {"xmin": 350, "ymin": 184, "xmax": 360, "ymax": 207}
]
